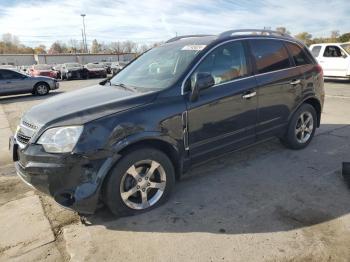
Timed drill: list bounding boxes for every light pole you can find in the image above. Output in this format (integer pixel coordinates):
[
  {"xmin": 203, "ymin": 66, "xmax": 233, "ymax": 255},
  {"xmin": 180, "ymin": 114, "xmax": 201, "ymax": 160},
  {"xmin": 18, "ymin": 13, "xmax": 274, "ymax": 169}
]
[
  {"xmin": 81, "ymin": 29, "xmax": 85, "ymax": 53},
  {"xmin": 81, "ymin": 14, "xmax": 88, "ymax": 52}
]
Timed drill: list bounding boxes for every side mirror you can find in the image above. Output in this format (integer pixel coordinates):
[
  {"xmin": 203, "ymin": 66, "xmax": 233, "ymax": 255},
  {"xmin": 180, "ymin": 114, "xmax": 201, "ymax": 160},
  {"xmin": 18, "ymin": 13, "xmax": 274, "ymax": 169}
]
[
  {"xmin": 342, "ymin": 54, "xmax": 347, "ymax": 59},
  {"xmin": 190, "ymin": 72, "xmax": 215, "ymax": 102}
]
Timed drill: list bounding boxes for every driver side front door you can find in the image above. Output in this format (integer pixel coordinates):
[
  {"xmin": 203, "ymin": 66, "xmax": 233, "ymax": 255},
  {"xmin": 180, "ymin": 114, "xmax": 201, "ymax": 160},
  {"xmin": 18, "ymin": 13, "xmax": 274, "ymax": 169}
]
[{"xmin": 185, "ymin": 40, "xmax": 258, "ymax": 163}]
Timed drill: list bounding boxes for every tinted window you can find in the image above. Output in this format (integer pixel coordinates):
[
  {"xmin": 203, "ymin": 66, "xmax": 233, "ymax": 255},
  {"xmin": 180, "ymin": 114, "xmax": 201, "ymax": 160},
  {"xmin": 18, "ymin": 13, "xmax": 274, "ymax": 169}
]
[
  {"xmin": 192, "ymin": 41, "xmax": 248, "ymax": 85},
  {"xmin": 311, "ymin": 46, "xmax": 321, "ymax": 57},
  {"xmin": 0, "ymin": 70, "xmax": 22, "ymax": 79},
  {"xmin": 250, "ymin": 39, "xmax": 291, "ymax": 74},
  {"xmin": 323, "ymin": 46, "xmax": 345, "ymax": 57},
  {"xmin": 285, "ymin": 42, "xmax": 312, "ymax": 66}
]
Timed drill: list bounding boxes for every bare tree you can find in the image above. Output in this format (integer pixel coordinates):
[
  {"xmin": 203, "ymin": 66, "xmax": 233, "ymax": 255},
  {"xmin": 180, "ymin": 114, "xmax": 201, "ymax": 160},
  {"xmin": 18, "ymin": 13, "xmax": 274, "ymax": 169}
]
[
  {"xmin": 276, "ymin": 27, "xmax": 290, "ymax": 35},
  {"xmin": 330, "ymin": 30, "xmax": 340, "ymax": 41},
  {"xmin": 34, "ymin": 45, "xmax": 47, "ymax": 54},
  {"xmin": 295, "ymin": 32, "xmax": 313, "ymax": 46},
  {"xmin": 121, "ymin": 40, "xmax": 137, "ymax": 53},
  {"xmin": 109, "ymin": 41, "xmax": 123, "ymax": 54},
  {"xmin": 137, "ymin": 43, "xmax": 151, "ymax": 54},
  {"xmin": 91, "ymin": 39, "xmax": 101, "ymax": 53},
  {"xmin": 48, "ymin": 41, "xmax": 64, "ymax": 54}
]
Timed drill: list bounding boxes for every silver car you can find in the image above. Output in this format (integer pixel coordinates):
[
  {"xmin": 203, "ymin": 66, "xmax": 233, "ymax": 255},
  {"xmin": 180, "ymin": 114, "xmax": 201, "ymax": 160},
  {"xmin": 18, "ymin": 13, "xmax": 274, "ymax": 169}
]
[{"xmin": 0, "ymin": 69, "xmax": 59, "ymax": 96}]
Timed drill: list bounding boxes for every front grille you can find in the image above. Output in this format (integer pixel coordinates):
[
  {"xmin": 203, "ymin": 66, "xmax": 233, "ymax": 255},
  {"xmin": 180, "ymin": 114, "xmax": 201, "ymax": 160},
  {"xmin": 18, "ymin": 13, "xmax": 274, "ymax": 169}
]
[
  {"xmin": 16, "ymin": 119, "xmax": 38, "ymax": 146},
  {"xmin": 16, "ymin": 131, "xmax": 31, "ymax": 145}
]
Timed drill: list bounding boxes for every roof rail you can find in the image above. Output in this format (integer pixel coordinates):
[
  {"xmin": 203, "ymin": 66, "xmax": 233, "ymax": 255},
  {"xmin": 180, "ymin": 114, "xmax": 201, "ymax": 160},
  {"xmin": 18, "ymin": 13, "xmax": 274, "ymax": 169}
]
[
  {"xmin": 218, "ymin": 29, "xmax": 292, "ymax": 39},
  {"xmin": 165, "ymin": 34, "xmax": 213, "ymax": 43}
]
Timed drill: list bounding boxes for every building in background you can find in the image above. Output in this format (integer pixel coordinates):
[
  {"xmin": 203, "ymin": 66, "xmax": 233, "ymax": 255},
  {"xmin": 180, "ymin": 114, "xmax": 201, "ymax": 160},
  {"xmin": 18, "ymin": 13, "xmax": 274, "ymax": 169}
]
[{"xmin": 0, "ymin": 53, "xmax": 135, "ymax": 66}]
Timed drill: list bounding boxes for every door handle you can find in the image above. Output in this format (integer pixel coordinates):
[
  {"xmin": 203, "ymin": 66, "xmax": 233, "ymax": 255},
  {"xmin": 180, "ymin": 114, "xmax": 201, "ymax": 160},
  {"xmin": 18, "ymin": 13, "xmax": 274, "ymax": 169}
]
[
  {"xmin": 290, "ymin": 79, "xmax": 301, "ymax": 85},
  {"xmin": 242, "ymin": 91, "xmax": 256, "ymax": 99}
]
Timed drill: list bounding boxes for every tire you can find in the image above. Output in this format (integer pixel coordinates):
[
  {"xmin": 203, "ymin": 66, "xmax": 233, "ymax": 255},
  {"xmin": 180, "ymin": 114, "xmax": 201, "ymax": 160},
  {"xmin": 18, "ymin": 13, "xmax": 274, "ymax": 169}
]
[
  {"xmin": 104, "ymin": 148, "xmax": 175, "ymax": 217},
  {"xmin": 34, "ymin": 82, "xmax": 50, "ymax": 96},
  {"xmin": 280, "ymin": 103, "xmax": 317, "ymax": 150}
]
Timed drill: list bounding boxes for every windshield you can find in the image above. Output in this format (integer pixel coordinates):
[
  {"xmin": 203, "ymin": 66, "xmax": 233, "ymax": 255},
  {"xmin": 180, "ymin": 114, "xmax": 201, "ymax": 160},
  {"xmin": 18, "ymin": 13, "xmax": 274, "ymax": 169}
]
[
  {"xmin": 34, "ymin": 65, "xmax": 52, "ymax": 70},
  {"xmin": 110, "ymin": 40, "xmax": 210, "ymax": 92},
  {"xmin": 66, "ymin": 63, "xmax": 82, "ymax": 68},
  {"xmin": 86, "ymin": 64, "xmax": 104, "ymax": 69},
  {"xmin": 341, "ymin": 44, "xmax": 350, "ymax": 55}
]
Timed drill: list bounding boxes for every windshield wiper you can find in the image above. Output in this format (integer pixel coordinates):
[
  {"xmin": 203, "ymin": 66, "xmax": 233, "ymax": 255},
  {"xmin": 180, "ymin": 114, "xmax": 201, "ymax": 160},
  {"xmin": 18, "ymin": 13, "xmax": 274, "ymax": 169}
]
[{"xmin": 111, "ymin": 83, "xmax": 137, "ymax": 92}]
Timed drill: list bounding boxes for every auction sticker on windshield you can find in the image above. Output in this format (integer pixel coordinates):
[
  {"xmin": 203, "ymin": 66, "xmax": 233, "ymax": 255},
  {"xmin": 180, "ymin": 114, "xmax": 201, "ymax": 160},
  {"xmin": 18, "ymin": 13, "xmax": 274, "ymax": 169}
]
[{"xmin": 181, "ymin": 45, "xmax": 206, "ymax": 51}]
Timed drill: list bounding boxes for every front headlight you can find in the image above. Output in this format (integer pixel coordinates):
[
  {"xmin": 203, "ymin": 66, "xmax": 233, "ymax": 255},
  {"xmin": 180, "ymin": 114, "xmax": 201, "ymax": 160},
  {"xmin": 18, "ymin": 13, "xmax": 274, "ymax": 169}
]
[{"xmin": 37, "ymin": 126, "xmax": 83, "ymax": 153}]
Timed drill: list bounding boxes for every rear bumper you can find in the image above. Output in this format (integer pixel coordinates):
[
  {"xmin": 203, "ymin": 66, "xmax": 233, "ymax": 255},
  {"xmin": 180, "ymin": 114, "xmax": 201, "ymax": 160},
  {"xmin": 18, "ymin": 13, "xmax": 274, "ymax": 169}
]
[{"xmin": 11, "ymin": 137, "xmax": 121, "ymax": 214}]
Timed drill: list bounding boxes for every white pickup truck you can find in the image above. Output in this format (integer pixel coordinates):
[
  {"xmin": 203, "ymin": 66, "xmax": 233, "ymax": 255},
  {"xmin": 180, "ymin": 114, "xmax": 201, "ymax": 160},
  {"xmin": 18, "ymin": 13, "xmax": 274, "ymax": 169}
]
[{"xmin": 310, "ymin": 43, "xmax": 350, "ymax": 80}]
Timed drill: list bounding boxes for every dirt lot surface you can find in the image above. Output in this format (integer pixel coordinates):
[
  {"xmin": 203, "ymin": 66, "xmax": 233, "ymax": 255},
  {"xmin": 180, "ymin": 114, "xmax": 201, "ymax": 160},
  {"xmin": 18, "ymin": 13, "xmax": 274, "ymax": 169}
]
[{"xmin": 0, "ymin": 79, "xmax": 350, "ymax": 261}]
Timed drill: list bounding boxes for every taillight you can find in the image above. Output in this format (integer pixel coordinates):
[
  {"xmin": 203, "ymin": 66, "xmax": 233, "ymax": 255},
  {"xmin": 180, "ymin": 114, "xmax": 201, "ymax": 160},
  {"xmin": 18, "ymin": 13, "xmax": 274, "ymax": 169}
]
[{"xmin": 315, "ymin": 64, "xmax": 323, "ymax": 77}]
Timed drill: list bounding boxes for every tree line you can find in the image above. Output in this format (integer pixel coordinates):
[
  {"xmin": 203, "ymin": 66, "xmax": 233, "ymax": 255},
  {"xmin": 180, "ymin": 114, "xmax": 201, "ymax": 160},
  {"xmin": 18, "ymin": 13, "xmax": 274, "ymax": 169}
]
[
  {"xmin": 0, "ymin": 29, "xmax": 349, "ymax": 55},
  {"xmin": 274, "ymin": 27, "xmax": 350, "ymax": 46}
]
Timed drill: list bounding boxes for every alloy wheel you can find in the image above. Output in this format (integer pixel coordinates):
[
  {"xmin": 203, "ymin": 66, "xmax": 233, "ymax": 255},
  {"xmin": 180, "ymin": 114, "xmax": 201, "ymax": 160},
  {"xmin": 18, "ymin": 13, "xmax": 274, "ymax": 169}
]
[
  {"xmin": 120, "ymin": 160, "xmax": 166, "ymax": 210},
  {"xmin": 36, "ymin": 85, "xmax": 48, "ymax": 95},
  {"xmin": 295, "ymin": 111, "xmax": 314, "ymax": 143}
]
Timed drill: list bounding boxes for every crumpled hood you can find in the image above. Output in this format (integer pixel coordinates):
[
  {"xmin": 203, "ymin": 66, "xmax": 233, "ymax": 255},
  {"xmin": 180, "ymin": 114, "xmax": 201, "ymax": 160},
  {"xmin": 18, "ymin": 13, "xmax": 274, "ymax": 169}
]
[{"xmin": 23, "ymin": 84, "xmax": 157, "ymax": 128}]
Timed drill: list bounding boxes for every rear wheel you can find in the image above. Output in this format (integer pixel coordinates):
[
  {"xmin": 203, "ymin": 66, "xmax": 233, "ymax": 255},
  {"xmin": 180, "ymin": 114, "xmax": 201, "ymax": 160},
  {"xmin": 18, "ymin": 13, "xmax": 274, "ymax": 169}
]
[
  {"xmin": 34, "ymin": 83, "xmax": 49, "ymax": 96},
  {"xmin": 104, "ymin": 148, "xmax": 175, "ymax": 217},
  {"xmin": 281, "ymin": 104, "xmax": 317, "ymax": 149}
]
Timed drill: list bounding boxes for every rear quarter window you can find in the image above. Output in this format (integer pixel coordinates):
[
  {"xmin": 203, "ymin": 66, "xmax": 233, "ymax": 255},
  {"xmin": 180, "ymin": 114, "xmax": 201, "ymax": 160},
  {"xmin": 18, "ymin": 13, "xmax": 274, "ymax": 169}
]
[
  {"xmin": 249, "ymin": 39, "xmax": 291, "ymax": 74},
  {"xmin": 285, "ymin": 42, "xmax": 313, "ymax": 66},
  {"xmin": 311, "ymin": 46, "xmax": 322, "ymax": 57}
]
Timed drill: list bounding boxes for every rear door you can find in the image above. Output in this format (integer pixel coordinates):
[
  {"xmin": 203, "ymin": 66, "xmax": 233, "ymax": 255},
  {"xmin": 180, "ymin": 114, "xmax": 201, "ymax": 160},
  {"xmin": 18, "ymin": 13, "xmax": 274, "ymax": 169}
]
[
  {"xmin": 248, "ymin": 39, "xmax": 302, "ymax": 140},
  {"xmin": 319, "ymin": 45, "xmax": 349, "ymax": 77}
]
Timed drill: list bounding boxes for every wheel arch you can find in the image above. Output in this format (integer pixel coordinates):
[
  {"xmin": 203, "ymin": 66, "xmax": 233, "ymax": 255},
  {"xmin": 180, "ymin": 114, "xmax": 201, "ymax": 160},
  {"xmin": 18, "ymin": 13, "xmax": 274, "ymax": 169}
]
[
  {"xmin": 115, "ymin": 136, "xmax": 183, "ymax": 181},
  {"xmin": 33, "ymin": 81, "xmax": 50, "ymax": 93},
  {"xmin": 302, "ymin": 97, "xmax": 322, "ymax": 127},
  {"xmin": 98, "ymin": 134, "xmax": 183, "ymax": 208},
  {"xmin": 290, "ymin": 96, "xmax": 322, "ymax": 128}
]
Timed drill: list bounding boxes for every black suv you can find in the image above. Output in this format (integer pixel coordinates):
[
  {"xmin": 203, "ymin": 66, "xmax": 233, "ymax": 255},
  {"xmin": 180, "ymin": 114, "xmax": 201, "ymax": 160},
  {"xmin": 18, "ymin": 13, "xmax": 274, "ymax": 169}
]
[{"xmin": 10, "ymin": 29, "xmax": 324, "ymax": 216}]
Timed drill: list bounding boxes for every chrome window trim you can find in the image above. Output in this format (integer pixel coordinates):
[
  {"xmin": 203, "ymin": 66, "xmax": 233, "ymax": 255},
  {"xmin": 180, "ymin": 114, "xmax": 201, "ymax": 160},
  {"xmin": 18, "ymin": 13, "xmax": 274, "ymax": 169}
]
[{"xmin": 181, "ymin": 37, "xmax": 306, "ymax": 95}]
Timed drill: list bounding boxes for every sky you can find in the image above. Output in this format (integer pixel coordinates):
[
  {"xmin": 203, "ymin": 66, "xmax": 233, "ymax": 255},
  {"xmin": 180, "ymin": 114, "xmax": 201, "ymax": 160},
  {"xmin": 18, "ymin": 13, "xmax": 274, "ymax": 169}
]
[{"xmin": 0, "ymin": 0, "xmax": 349, "ymax": 47}]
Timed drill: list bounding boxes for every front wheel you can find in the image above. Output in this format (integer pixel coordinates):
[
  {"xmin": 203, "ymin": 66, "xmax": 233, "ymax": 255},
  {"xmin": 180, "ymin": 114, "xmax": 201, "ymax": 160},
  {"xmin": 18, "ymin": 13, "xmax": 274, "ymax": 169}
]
[
  {"xmin": 34, "ymin": 83, "xmax": 49, "ymax": 96},
  {"xmin": 104, "ymin": 148, "xmax": 175, "ymax": 216},
  {"xmin": 281, "ymin": 104, "xmax": 317, "ymax": 150}
]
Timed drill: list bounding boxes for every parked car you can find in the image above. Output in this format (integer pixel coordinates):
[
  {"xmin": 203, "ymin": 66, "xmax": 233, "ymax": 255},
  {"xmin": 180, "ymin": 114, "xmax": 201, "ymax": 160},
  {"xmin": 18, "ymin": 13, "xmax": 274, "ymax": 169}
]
[
  {"xmin": 99, "ymin": 62, "xmax": 112, "ymax": 74},
  {"xmin": 0, "ymin": 65, "xmax": 15, "ymax": 69},
  {"xmin": 0, "ymin": 69, "xmax": 59, "ymax": 96},
  {"xmin": 19, "ymin": 65, "xmax": 31, "ymax": 74},
  {"xmin": 83, "ymin": 63, "xmax": 107, "ymax": 78},
  {"xmin": 10, "ymin": 29, "xmax": 324, "ymax": 216},
  {"xmin": 29, "ymin": 64, "xmax": 59, "ymax": 79},
  {"xmin": 60, "ymin": 63, "xmax": 84, "ymax": 80},
  {"xmin": 52, "ymin": 64, "xmax": 62, "ymax": 79},
  {"xmin": 310, "ymin": 43, "xmax": 350, "ymax": 80},
  {"xmin": 110, "ymin": 61, "xmax": 128, "ymax": 75}
]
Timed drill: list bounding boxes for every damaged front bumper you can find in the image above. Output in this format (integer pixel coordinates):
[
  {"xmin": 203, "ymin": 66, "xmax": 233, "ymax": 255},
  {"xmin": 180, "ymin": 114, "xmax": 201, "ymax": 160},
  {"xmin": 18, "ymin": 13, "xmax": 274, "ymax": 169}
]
[{"xmin": 10, "ymin": 136, "xmax": 121, "ymax": 214}]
